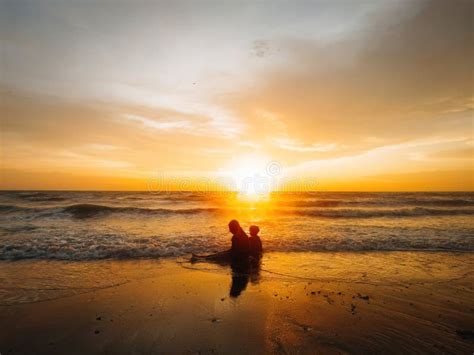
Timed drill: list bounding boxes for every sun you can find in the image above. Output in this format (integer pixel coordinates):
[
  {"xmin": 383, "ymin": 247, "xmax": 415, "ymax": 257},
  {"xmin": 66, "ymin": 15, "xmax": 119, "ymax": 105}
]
[{"xmin": 224, "ymin": 154, "xmax": 275, "ymax": 200}]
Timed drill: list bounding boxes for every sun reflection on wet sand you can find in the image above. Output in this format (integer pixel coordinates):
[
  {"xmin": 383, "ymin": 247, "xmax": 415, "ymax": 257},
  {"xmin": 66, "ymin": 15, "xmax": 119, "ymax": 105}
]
[{"xmin": 1, "ymin": 252, "xmax": 472, "ymax": 353}]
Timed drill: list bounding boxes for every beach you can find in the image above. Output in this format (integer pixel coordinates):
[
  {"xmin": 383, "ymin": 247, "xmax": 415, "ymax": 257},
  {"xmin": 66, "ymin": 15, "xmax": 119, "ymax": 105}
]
[
  {"xmin": 1, "ymin": 251, "xmax": 473, "ymax": 354},
  {"xmin": 1, "ymin": 191, "xmax": 473, "ymax": 353},
  {"xmin": 2, "ymin": 0, "xmax": 472, "ymax": 352}
]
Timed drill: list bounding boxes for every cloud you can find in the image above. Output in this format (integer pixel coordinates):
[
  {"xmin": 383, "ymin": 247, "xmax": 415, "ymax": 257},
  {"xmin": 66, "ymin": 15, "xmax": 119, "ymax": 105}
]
[
  {"xmin": 227, "ymin": 0, "xmax": 473, "ymax": 162},
  {"xmin": 1, "ymin": 0, "xmax": 472, "ymax": 190},
  {"xmin": 430, "ymin": 147, "xmax": 474, "ymax": 159},
  {"xmin": 1, "ymin": 92, "xmax": 237, "ymax": 175},
  {"xmin": 123, "ymin": 114, "xmax": 193, "ymax": 131},
  {"xmin": 55, "ymin": 151, "xmax": 134, "ymax": 169},
  {"xmin": 107, "ymin": 84, "xmax": 243, "ymax": 138},
  {"xmin": 239, "ymin": 141, "xmax": 261, "ymax": 149},
  {"xmin": 86, "ymin": 144, "xmax": 122, "ymax": 151},
  {"xmin": 275, "ymin": 138, "xmax": 338, "ymax": 152}
]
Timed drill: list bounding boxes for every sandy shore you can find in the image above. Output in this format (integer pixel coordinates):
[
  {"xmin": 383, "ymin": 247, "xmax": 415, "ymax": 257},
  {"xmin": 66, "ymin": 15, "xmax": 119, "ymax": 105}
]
[{"xmin": 1, "ymin": 252, "xmax": 473, "ymax": 354}]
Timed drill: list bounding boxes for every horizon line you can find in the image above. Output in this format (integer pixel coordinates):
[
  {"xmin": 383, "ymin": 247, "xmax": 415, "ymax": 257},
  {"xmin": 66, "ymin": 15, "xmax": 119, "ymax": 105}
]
[{"xmin": 1, "ymin": 189, "xmax": 473, "ymax": 193}]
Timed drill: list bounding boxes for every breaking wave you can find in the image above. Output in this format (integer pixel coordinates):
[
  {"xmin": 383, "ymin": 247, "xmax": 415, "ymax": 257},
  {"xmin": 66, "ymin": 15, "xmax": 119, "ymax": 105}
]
[
  {"xmin": 1, "ymin": 203, "xmax": 473, "ymax": 219},
  {"xmin": 294, "ymin": 207, "xmax": 474, "ymax": 218},
  {"xmin": 1, "ymin": 231, "xmax": 472, "ymax": 261},
  {"xmin": 62, "ymin": 204, "xmax": 219, "ymax": 218}
]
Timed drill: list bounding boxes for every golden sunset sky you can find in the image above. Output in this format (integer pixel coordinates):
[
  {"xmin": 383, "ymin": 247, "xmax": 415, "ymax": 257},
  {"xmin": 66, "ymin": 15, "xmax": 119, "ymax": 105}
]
[{"xmin": 1, "ymin": 0, "xmax": 473, "ymax": 191}]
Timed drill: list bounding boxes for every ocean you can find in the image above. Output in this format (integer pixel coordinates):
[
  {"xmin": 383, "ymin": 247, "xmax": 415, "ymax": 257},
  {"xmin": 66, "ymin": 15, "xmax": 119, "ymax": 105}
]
[{"xmin": 1, "ymin": 191, "xmax": 473, "ymax": 260}]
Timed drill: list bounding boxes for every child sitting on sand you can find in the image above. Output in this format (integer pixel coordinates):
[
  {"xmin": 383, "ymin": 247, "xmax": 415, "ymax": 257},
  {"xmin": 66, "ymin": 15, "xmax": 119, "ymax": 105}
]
[{"xmin": 249, "ymin": 225, "xmax": 263, "ymax": 257}]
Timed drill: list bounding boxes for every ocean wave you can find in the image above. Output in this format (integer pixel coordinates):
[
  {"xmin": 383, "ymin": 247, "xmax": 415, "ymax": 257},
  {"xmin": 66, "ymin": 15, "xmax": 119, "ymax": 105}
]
[
  {"xmin": 1, "ymin": 191, "xmax": 472, "ymax": 261},
  {"xmin": 0, "ymin": 224, "xmax": 38, "ymax": 233},
  {"xmin": 0, "ymin": 204, "xmax": 62, "ymax": 219},
  {"xmin": 0, "ymin": 203, "xmax": 221, "ymax": 220},
  {"xmin": 0, "ymin": 232, "xmax": 472, "ymax": 261},
  {"xmin": 62, "ymin": 204, "xmax": 473, "ymax": 219},
  {"xmin": 11, "ymin": 192, "xmax": 66, "ymax": 202},
  {"xmin": 294, "ymin": 207, "xmax": 474, "ymax": 218},
  {"xmin": 27, "ymin": 196, "xmax": 66, "ymax": 202},
  {"xmin": 286, "ymin": 199, "xmax": 474, "ymax": 208},
  {"xmin": 0, "ymin": 204, "xmax": 39, "ymax": 213},
  {"xmin": 1, "ymin": 203, "xmax": 473, "ymax": 220},
  {"xmin": 62, "ymin": 204, "xmax": 220, "ymax": 218},
  {"xmin": 0, "ymin": 204, "xmax": 18, "ymax": 212}
]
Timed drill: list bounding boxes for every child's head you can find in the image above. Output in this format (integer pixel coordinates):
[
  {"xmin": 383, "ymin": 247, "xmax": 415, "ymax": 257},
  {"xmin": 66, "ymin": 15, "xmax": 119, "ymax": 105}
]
[{"xmin": 249, "ymin": 225, "xmax": 260, "ymax": 237}]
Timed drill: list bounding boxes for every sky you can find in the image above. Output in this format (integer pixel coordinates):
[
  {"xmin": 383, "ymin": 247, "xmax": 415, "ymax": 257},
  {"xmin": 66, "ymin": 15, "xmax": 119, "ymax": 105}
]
[{"xmin": 1, "ymin": 0, "xmax": 473, "ymax": 191}]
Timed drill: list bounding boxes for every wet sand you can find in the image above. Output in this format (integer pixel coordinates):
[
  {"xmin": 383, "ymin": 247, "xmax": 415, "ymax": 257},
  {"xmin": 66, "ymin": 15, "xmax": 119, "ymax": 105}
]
[{"xmin": 1, "ymin": 252, "xmax": 473, "ymax": 354}]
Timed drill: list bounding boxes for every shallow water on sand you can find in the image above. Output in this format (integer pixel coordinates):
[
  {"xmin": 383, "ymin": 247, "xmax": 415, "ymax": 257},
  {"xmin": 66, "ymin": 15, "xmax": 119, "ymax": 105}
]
[
  {"xmin": 1, "ymin": 252, "xmax": 472, "ymax": 306},
  {"xmin": 1, "ymin": 252, "xmax": 473, "ymax": 354}
]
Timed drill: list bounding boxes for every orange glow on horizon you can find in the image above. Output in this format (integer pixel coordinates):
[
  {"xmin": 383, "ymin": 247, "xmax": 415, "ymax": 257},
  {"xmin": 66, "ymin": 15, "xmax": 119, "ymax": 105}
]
[{"xmin": 1, "ymin": 0, "xmax": 472, "ymax": 192}]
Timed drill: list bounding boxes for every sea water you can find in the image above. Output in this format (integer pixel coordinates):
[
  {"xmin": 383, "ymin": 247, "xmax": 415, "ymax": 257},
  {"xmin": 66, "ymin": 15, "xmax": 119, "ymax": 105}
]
[{"xmin": 1, "ymin": 191, "xmax": 473, "ymax": 260}]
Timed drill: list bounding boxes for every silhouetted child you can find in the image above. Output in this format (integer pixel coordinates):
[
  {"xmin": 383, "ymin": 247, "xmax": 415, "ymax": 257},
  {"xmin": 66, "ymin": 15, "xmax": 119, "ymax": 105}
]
[{"xmin": 249, "ymin": 225, "xmax": 263, "ymax": 257}]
